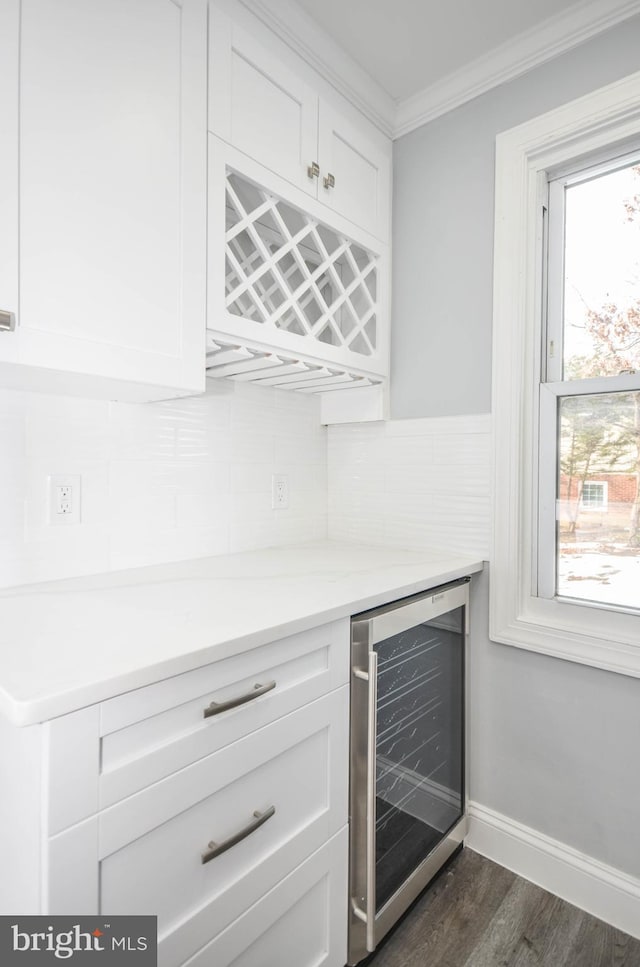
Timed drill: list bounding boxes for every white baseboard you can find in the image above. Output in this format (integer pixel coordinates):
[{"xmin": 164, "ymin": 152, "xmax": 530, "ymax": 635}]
[{"xmin": 466, "ymin": 801, "xmax": 640, "ymax": 940}]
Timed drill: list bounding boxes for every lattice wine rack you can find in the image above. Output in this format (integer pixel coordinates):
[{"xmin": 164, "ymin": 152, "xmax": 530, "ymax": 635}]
[{"xmin": 206, "ymin": 169, "xmax": 385, "ymax": 394}]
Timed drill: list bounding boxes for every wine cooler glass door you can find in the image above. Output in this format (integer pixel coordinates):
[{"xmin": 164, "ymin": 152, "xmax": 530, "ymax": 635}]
[
  {"xmin": 348, "ymin": 580, "xmax": 468, "ymax": 966},
  {"xmin": 375, "ymin": 602, "xmax": 464, "ymax": 910}
]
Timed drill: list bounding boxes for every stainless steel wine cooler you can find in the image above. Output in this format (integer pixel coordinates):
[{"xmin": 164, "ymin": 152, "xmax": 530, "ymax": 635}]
[{"xmin": 348, "ymin": 579, "xmax": 469, "ymax": 965}]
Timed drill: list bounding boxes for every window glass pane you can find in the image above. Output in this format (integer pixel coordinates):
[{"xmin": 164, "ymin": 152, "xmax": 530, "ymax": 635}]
[
  {"xmin": 557, "ymin": 392, "xmax": 640, "ymax": 609},
  {"xmin": 563, "ymin": 162, "xmax": 640, "ymax": 379}
]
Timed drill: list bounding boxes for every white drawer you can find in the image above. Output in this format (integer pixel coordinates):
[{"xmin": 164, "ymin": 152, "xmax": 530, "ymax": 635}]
[
  {"xmin": 96, "ymin": 619, "xmax": 348, "ymax": 809},
  {"xmin": 43, "ymin": 620, "xmax": 348, "ymax": 839},
  {"xmin": 94, "ymin": 688, "xmax": 348, "ymax": 953},
  {"xmin": 168, "ymin": 827, "xmax": 348, "ymax": 967}
]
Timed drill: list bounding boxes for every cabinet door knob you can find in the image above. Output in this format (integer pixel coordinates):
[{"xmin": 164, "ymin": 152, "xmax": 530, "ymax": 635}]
[
  {"xmin": 0, "ymin": 310, "xmax": 15, "ymax": 332},
  {"xmin": 323, "ymin": 172, "xmax": 335, "ymax": 190},
  {"xmin": 307, "ymin": 161, "xmax": 320, "ymax": 179}
]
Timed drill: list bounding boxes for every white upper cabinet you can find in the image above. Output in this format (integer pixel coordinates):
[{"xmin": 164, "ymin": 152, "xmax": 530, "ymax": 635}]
[
  {"xmin": 210, "ymin": 15, "xmax": 319, "ymax": 198},
  {"xmin": 209, "ymin": 7, "xmax": 391, "ymax": 243},
  {"xmin": 0, "ymin": 0, "xmax": 207, "ymax": 402},
  {"xmin": 318, "ymin": 103, "xmax": 390, "ymax": 242},
  {"xmin": 0, "ymin": 0, "xmax": 19, "ymax": 350},
  {"xmin": 206, "ymin": 4, "xmax": 392, "ymax": 421},
  {"xmin": 207, "ymin": 142, "xmax": 390, "ymax": 399}
]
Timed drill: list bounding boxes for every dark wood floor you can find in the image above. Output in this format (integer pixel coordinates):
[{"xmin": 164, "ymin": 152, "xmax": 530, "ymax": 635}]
[{"xmin": 367, "ymin": 849, "xmax": 640, "ymax": 967}]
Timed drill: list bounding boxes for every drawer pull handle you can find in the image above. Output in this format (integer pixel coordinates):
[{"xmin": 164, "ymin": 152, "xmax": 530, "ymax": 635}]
[
  {"xmin": 201, "ymin": 805, "xmax": 276, "ymax": 864},
  {"xmin": 0, "ymin": 310, "xmax": 15, "ymax": 332},
  {"xmin": 203, "ymin": 680, "xmax": 276, "ymax": 718}
]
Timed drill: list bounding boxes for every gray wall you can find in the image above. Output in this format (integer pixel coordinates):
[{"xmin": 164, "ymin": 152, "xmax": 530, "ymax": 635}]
[
  {"xmin": 469, "ymin": 569, "xmax": 640, "ymax": 878},
  {"xmin": 392, "ymin": 14, "xmax": 640, "ymax": 419},
  {"xmin": 392, "ymin": 18, "xmax": 640, "ymax": 877}
]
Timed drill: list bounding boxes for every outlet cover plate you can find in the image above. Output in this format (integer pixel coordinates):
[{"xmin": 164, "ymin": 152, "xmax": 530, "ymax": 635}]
[
  {"xmin": 271, "ymin": 474, "xmax": 289, "ymax": 510},
  {"xmin": 48, "ymin": 474, "xmax": 81, "ymax": 525}
]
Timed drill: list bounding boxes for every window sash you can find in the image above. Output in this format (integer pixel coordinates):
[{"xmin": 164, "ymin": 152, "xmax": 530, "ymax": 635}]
[
  {"xmin": 537, "ymin": 376, "xmax": 640, "ymax": 601},
  {"xmin": 544, "ymin": 150, "xmax": 640, "ymax": 386},
  {"xmin": 538, "ymin": 153, "xmax": 640, "ymax": 606},
  {"xmin": 491, "ymin": 68, "xmax": 640, "ymax": 676}
]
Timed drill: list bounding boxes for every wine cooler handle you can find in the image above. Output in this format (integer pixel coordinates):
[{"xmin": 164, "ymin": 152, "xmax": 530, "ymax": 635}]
[
  {"xmin": 365, "ymin": 648, "xmax": 378, "ymax": 951},
  {"xmin": 351, "ymin": 650, "xmax": 378, "ymax": 953}
]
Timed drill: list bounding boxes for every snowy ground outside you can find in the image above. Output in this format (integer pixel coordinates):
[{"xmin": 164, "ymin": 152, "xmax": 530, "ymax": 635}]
[{"xmin": 558, "ymin": 544, "xmax": 640, "ymax": 609}]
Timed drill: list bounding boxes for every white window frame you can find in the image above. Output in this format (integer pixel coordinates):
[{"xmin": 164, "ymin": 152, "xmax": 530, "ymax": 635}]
[
  {"xmin": 580, "ymin": 481, "xmax": 608, "ymax": 511},
  {"xmin": 491, "ymin": 69, "xmax": 640, "ymax": 678}
]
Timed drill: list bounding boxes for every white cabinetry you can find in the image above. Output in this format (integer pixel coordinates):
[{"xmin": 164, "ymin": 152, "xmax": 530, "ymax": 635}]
[
  {"xmin": 0, "ymin": 620, "xmax": 349, "ymax": 967},
  {"xmin": 207, "ymin": 5, "xmax": 391, "ymax": 421},
  {"xmin": 0, "ymin": 0, "xmax": 207, "ymax": 402},
  {"xmin": 318, "ymin": 101, "xmax": 391, "ymax": 243},
  {"xmin": 210, "ymin": 16, "xmax": 318, "ymax": 200},
  {"xmin": 207, "ymin": 143, "xmax": 389, "ymax": 397},
  {"xmin": 0, "ymin": 0, "xmax": 390, "ymax": 415},
  {"xmin": 209, "ymin": 8, "xmax": 391, "ymax": 242},
  {"xmin": 182, "ymin": 830, "xmax": 348, "ymax": 967},
  {"xmin": 0, "ymin": 0, "xmax": 19, "ymax": 346}
]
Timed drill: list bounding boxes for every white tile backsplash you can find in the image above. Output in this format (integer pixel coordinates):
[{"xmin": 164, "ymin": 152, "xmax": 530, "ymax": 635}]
[
  {"xmin": 1, "ymin": 383, "xmax": 489, "ymax": 588},
  {"xmin": 328, "ymin": 414, "xmax": 491, "ymax": 558},
  {"xmin": 0, "ymin": 381, "xmax": 328, "ymax": 588}
]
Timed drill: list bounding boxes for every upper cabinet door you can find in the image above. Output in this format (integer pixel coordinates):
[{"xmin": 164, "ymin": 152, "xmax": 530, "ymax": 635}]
[
  {"xmin": 8, "ymin": 0, "xmax": 207, "ymax": 400},
  {"xmin": 208, "ymin": 9, "xmax": 391, "ymax": 244},
  {"xmin": 209, "ymin": 9, "xmax": 319, "ymax": 197},
  {"xmin": 318, "ymin": 103, "xmax": 391, "ymax": 242},
  {"xmin": 0, "ymin": 0, "xmax": 19, "ymax": 347}
]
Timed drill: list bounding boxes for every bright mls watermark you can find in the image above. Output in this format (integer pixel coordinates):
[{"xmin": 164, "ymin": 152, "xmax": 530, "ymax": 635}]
[{"xmin": 0, "ymin": 917, "xmax": 157, "ymax": 965}]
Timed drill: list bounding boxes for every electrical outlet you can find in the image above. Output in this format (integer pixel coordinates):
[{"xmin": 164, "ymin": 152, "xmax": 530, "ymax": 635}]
[
  {"xmin": 271, "ymin": 474, "xmax": 289, "ymax": 510},
  {"xmin": 48, "ymin": 474, "xmax": 81, "ymax": 526},
  {"xmin": 57, "ymin": 485, "xmax": 72, "ymax": 515}
]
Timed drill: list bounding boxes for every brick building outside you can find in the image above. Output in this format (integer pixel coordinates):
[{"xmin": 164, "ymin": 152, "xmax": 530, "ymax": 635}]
[{"xmin": 558, "ymin": 473, "xmax": 639, "ymax": 541}]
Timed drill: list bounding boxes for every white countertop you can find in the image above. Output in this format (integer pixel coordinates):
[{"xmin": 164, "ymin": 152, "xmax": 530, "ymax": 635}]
[{"xmin": 0, "ymin": 541, "xmax": 483, "ymax": 726}]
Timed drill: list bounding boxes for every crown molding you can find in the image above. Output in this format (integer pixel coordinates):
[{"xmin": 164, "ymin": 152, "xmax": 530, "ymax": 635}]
[
  {"xmin": 235, "ymin": 0, "xmax": 640, "ymax": 142},
  {"xmin": 237, "ymin": 0, "xmax": 396, "ymax": 137},
  {"xmin": 394, "ymin": 0, "xmax": 640, "ymax": 138}
]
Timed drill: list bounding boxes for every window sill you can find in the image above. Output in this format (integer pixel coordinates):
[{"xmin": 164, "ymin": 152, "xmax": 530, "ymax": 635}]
[{"xmin": 490, "ymin": 579, "xmax": 640, "ymax": 677}]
